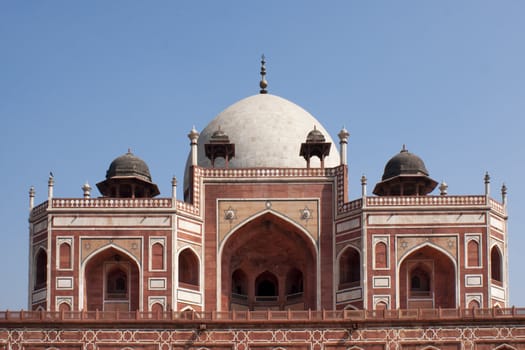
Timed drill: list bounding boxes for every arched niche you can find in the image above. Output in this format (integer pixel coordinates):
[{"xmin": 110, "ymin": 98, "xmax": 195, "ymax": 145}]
[
  {"xmin": 399, "ymin": 244, "xmax": 456, "ymax": 309},
  {"xmin": 83, "ymin": 246, "xmax": 140, "ymax": 311},
  {"xmin": 220, "ymin": 212, "xmax": 317, "ymax": 311}
]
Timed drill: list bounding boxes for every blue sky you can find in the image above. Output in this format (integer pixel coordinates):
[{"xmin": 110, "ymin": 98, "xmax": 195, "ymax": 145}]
[{"xmin": 1, "ymin": 1, "xmax": 524, "ymax": 309}]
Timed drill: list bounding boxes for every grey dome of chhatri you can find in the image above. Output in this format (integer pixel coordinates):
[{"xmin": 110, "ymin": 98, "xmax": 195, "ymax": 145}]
[
  {"xmin": 106, "ymin": 150, "xmax": 153, "ymax": 182},
  {"xmin": 381, "ymin": 145, "xmax": 429, "ymax": 181}
]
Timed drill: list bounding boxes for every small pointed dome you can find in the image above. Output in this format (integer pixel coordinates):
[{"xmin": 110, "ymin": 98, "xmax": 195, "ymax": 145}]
[
  {"xmin": 105, "ymin": 150, "xmax": 153, "ymax": 182},
  {"xmin": 381, "ymin": 145, "xmax": 429, "ymax": 180},
  {"xmin": 373, "ymin": 146, "xmax": 437, "ymax": 196},
  {"xmin": 97, "ymin": 150, "xmax": 159, "ymax": 198},
  {"xmin": 305, "ymin": 126, "xmax": 326, "ymax": 143},
  {"xmin": 209, "ymin": 126, "xmax": 231, "ymax": 143}
]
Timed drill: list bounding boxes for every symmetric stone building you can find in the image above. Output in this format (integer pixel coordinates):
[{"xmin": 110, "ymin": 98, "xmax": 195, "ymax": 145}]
[{"xmin": 15, "ymin": 61, "xmax": 522, "ymax": 349}]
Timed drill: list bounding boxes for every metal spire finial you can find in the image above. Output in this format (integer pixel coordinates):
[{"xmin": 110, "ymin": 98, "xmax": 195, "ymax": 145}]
[{"xmin": 259, "ymin": 54, "xmax": 268, "ymax": 94}]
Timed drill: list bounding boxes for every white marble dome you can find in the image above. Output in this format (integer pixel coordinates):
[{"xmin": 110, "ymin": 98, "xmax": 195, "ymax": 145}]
[{"xmin": 184, "ymin": 93, "xmax": 341, "ymax": 189}]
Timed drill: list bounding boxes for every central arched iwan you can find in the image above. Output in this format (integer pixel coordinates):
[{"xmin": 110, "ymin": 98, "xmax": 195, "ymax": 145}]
[{"xmin": 221, "ymin": 212, "xmax": 317, "ymax": 311}]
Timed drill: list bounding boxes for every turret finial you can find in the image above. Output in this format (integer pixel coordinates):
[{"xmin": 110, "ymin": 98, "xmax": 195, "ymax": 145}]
[
  {"xmin": 82, "ymin": 181, "xmax": 92, "ymax": 199},
  {"xmin": 439, "ymin": 181, "xmax": 448, "ymax": 196},
  {"xmin": 259, "ymin": 54, "xmax": 268, "ymax": 94},
  {"xmin": 501, "ymin": 183, "xmax": 507, "ymax": 206}
]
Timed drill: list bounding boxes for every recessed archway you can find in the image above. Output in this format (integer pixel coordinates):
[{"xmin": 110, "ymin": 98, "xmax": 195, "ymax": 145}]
[
  {"xmin": 399, "ymin": 245, "xmax": 456, "ymax": 309},
  {"xmin": 83, "ymin": 246, "xmax": 140, "ymax": 311},
  {"xmin": 221, "ymin": 212, "xmax": 317, "ymax": 311}
]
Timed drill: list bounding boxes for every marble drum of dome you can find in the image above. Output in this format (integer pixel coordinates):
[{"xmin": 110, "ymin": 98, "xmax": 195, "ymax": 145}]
[{"xmin": 190, "ymin": 93, "xmax": 340, "ymax": 170}]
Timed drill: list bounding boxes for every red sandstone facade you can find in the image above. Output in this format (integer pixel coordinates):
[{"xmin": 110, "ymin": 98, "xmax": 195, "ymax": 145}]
[
  {"xmin": 22, "ymin": 75, "xmax": 515, "ymax": 348},
  {"xmin": 28, "ymin": 165, "xmax": 509, "ymax": 313}
]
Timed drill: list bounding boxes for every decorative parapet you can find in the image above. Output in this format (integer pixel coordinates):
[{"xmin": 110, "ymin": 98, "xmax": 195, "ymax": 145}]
[
  {"xmin": 489, "ymin": 198, "xmax": 506, "ymax": 217},
  {"xmin": 338, "ymin": 195, "xmax": 506, "ymax": 216},
  {"xmin": 366, "ymin": 195, "xmax": 487, "ymax": 207},
  {"xmin": 339, "ymin": 198, "xmax": 363, "ymax": 214},
  {"xmin": 196, "ymin": 167, "xmax": 341, "ymax": 178},
  {"xmin": 30, "ymin": 201, "xmax": 48, "ymax": 220},
  {"xmin": 176, "ymin": 201, "xmax": 199, "ymax": 215},
  {"xmin": 0, "ymin": 308, "xmax": 523, "ymax": 324},
  {"xmin": 51, "ymin": 198, "xmax": 172, "ymax": 209}
]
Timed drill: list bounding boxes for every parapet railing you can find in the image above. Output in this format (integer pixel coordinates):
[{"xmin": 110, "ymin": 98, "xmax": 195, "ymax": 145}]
[
  {"xmin": 52, "ymin": 198, "xmax": 172, "ymax": 209},
  {"xmin": 0, "ymin": 308, "xmax": 524, "ymax": 324},
  {"xmin": 340, "ymin": 195, "xmax": 506, "ymax": 216},
  {"xmin": 366, "ymin": 195, "xmax": 487, "ymax": 207}
]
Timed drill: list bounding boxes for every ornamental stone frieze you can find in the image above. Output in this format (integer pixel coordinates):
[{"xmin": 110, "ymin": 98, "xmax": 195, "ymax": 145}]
[
  {"xmin": 396, "ymin": 235, "xmax": 458, "ymax": 263},
  {"xmin": 217, "ymin": 199, "xmax": 319, "ymax": 245},
  {"xmin": 81, "ymin": 238, "xmax": 142, "ymax": 264},
  {"xmin": 0, "ymin": 321, "xmax": 524, "ymax": 350}
]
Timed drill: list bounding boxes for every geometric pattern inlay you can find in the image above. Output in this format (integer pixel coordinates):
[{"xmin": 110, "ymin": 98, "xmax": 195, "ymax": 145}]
[{"xmin": 1, "ymin": 325, "xmax": 525, "ymax": 350}]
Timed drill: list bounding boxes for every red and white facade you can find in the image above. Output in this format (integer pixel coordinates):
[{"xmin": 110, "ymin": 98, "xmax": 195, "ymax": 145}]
[{"xmin": 27, "ymin": 88, "xmax": 509, "ymax": 315}]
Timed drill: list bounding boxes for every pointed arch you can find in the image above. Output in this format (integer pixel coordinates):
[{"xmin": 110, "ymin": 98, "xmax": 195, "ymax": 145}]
[
  {"xmin": 220, "ymin": 211, "xmax": 317, "ymax": 311},
  {"xmin": 493, "ymin": 345, "xmax": 518, "ymax": 350},
  {"xmin": 178, "ymin": 247, "xmax": 200, "ymax": 289},
  {"xmin": 59, "ymin": 242, "xmax": 72, "ymax": 269},
  {"xmin": 219, "ymin": 209, "xmax": 318, "ymax": 255},
  {"xmin": 375, "ymin": 301, "xmax": 388, "ymax": 311},
  {"xmin": 255, "ymin": 271, "xmax": 278, "ymax": 299},
  {"xmin": 338, "ymin": 245, "xmax": 361, "ymax": 289},
  {"xmin": 151, "ymin": 242, "xmax": 164, "ymax": 270},
  {"xmin": 398, "ymin": 243, "xmax": 457, "ymax": 309},
  {"xmin": 232, "ymin": 268, "xmax": 248, "ymax": 296},
  {"xmin": 286, "ymin": 267, "xmax": 304, "ymax": 295},
  {"xmin": 58, "ymin": 301, "xmax": 71, "ymax": 312},
  {"xmin": 491, "ymin": 245, "xmax": 503, "ymax": 283},
  {"xmin": 151, "ymin": 302, "xmax": 164, "ymax": 314},
  {"xmin": 81, "ymin": 245, "xmax": 141, "ymax": 311},
  {"xmin": 34, "ymin": 248, "xmax": 47, "ymax": 290},
  {"xmin": 467, "ymin": 239, "xmax": 480, "ymax": 267},
  {"xmin": 343, "ymin": 304, "xmax": 359, "ymax": 311},
  {"xmin": 468, "ymin": 299, "xmax": 480, "ymax": 309},
  {"xmin": 374, "ymin": 241, "xmax": 388, "ymax": 269},
  {"xmin": 82, "ymin": 243, "xmax": 142, "ymax": 269},
  {"xmin": 399, "ymin": 241, "xmax": 457, "ymax": 266}
]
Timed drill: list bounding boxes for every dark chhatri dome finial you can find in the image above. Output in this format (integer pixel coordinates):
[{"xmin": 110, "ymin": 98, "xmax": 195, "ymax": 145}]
[
  {"xmin": 96, "ymin": 150, "xmax": 160, "ymax": 198},
  {"xmin": 372, "ymin": 145, "xmax": 438, "ymax": 196},
  {"xmin": 381, "ymin": 145, "xmax": 429, "ymax": 180},
  {"xmin": 259, "ymin": 54, "xmax": 268, "ymax": 94},
  {"xmin": 306, "ymin": 125, "xmax": 326, "ymax": 143}
]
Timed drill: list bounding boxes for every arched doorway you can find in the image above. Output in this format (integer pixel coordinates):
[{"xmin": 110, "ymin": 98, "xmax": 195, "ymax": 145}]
[
  {"xmin": 399, "ymin": 245, "xmax": 456, "ymax": 309},
  {"xmin": 34, "ymin": 248, "xmax": 47, "ymax": 290},
  {"xmin": 491, "ymin": 245, "xmax": 503, "ymax": 284},
  {"xmin": 84, "ymin": 247, "xmax": 140, "ymax": 311},
  {"xmin": 338, "ymin": 246, "xmax": 361, "ymax": 290},
  {"xmin": 221, "ymin": 212, "xmax": 317, "ymax": 311}
]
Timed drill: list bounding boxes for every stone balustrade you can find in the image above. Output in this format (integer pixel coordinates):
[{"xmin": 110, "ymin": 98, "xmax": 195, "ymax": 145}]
[
  {"xmin": 0, "ymin": 308, "xmax": 523, "ymax": 324},
  {"xmin": 51, "ymin": 198, "xmax": 172, "ymax": 209}
]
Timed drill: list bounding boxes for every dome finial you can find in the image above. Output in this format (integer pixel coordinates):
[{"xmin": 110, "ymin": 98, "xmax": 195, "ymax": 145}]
[
  {"xmin": 259, "ymin": 54, "xmax": 268, "ymax": 94},
  {"xmin": 401, "ymin": 144, "xmax": 407, "ymax": 152}
]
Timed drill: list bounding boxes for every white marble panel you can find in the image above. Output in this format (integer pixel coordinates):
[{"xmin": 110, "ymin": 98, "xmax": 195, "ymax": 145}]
[
  {"xmin": 368, "ymin": 213, "xmax": 484, "ymax": 225},
  {"xmin": 336, "ymin": 218, "xmax": 360, "ymax": 233},
  {"xmin": 336, "ymin": 287, "xmax": 362, "ymax": 302},
  {"xmin": 373, "ymin": 276, "xmax": 391, "ymax": 288},
  {"xmin": 178, "ymin": 288, "xmax": 202, "ymax": 304},
  {"xmin": 149, "ymin": 278, "xmax": 166, "ymax": 290},
  {"xmin": 491, "ymin": 285, "xmax": 505, "ymax": 300},
  {"xmin": 465, "ymin": 274, "xmax": 482, "ymax": 287},
  {"xmin": 178, "ymin": 219, "xmax": 201, "ymax": 234},
  {"xmin": 54, "ymin": 216, "xmax": 170, "ymax": 227}
]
